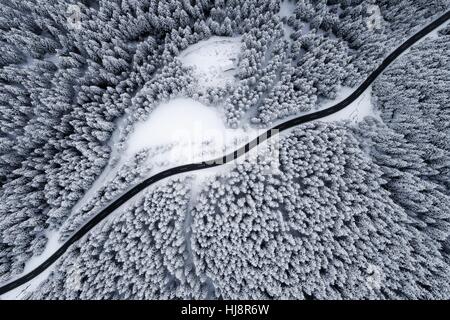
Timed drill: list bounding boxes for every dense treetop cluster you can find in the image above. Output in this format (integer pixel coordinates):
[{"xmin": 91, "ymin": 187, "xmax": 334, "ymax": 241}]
[{"xmin": 372, "ymin": 31, "xmax": 450, "ymax": 194}]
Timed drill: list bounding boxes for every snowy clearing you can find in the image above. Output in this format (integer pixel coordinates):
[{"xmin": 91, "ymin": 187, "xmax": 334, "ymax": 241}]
[
  {"xmin": 178, "ymin": 36, "xmax": 241, "ymax": 89},
  {"xmin": 321, "ymin": 86, "xmax": 379, "ymax": 123},
  {"xmin": 279, "ymin": 0, "xmax": 296, "ymax": 40},
  {"xmin": 124, "ymin": 98, "xmax": 257, "ymax": 165},
  {"xmin": 22, "ymin": 231, "xmax": 60, "ymax": 275},
  {"xmin": 279, "ymin": 0, "xmax": 296, "ymax": 18}
]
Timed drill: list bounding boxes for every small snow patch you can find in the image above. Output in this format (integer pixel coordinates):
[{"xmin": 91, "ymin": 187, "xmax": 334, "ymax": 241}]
[
  {"xmin": 279, "ymin": 0, "xmax": 297, "ymax": 40},
  {"xmin": 366, "ymin": 4, "xmax": 384, "ymax": 31},
  {"xmin": 321, "ymin": 86, "xmax": 379, "ymax": 123},
  {"xmin": 279, "ymin": 0, "xmax": 296, "ymax": 18}
]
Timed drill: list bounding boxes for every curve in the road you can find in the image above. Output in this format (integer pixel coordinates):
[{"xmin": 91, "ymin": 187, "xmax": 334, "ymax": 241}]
[{"xmin": 1, "ymin": 10, "xmax": 449, "ymax": 296}]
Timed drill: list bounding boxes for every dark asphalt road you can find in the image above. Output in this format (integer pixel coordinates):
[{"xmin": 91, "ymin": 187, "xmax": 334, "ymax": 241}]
[{"xmin": 1, "ymin": 10, "xmax": 449, "ymax": 296}]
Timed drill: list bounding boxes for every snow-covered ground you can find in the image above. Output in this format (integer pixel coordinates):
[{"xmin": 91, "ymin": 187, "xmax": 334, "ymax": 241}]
[
  {"xmin": 279, "ymin": 0, "xmax": 296, "ymax": 18},
  {"xmin": 124, "ymin": 98, "xmax": 257, "ymax": 166},
  {"xmin": 178, "ymin": 36, "xmax": 241, "ymax": 89},
  {"xmin": 279, "ymin": 0, "xmax": 296, "ymax": 40},
  {"xmin": 321, "ymin": 86, "xmax": 379, "ymax": 123},
  {"xmin": 366, "ymin": 4, "xmax": 384, "ymax": 31}
]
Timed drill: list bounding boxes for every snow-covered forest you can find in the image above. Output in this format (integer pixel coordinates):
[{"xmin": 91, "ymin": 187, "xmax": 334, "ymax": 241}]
[
  {"xmin": 0, "ymin": 0, "xmax": 449, "ymax": 300},
  {"xmin": 29, "ymin": 120, "xmax": 450, "ymax": 299}
]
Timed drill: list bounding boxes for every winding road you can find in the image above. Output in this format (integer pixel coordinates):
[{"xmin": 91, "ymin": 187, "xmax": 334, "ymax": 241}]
[{"xmin": 1, "ymin": 11, "xmax": 449, "ymax": 296}]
